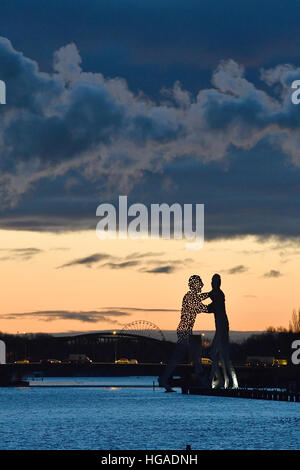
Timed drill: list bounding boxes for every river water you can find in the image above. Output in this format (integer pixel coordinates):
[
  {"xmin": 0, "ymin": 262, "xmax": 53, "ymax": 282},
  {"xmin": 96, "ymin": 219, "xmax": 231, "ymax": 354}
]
[{"xmin": 0, "ymin": 377, "xmax": 299, "ymax": 450}]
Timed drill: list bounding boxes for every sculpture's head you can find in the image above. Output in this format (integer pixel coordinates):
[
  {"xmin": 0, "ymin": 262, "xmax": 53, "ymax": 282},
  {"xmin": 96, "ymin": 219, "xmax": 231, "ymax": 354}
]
[
  {"xmin": 188, "ymin": 275, "xmax": 203, "ymax": 293},
  {"xmin": 211, "ymin": 273, "xmax": 221, "ymax": 289}
]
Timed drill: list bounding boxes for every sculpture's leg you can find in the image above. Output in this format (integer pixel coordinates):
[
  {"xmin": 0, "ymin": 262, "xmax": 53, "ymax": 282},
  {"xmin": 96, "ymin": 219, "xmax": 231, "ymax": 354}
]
[
  {"xmin": 218, "ymin": 334, "xmax": 231, "ymax": 389},
  {"xmin": 211, "ymin": 364, "xmax": 223, "ymax": 389},
  {"xmin": 220, "ymin": 333, "xmax": 238, "ymax": 389},
  {"xmin": 189, "ymin": 335, "xmax": 208, "ymax": 386},
  {"xmin": 219, "ymin": 353, "xmax": 230, "ymax": 389},
  {"xmin": 229, "ymin": 365, "xmax": 239, "ymax": 389},
  {"xmin": 159, "ymin": 341, "xmax": 187, "ymax": 389},
  {"xmin": 209, "ymin": 336, "xmax": 224, "ymax": 388},
  {"xmin": 225, "ymin": 352, "xmax": 238, "ymax": 389}
]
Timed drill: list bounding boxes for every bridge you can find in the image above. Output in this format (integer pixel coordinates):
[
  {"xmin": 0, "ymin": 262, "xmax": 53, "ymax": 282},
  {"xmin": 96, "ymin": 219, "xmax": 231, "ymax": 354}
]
[
  {"xmin": 2, "ymin": 322, "xmax": 172, "ymax": 364},
  {"xmin": 58, "ymin": 330, "xmax": 173, "ymax": 363}
]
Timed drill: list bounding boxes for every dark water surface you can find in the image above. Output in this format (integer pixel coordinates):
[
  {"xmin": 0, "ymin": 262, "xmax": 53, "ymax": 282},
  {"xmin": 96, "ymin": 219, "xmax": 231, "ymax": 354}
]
[{"xmin": 0, "ymin": 377, "xmax": 299, "ymax": 450}]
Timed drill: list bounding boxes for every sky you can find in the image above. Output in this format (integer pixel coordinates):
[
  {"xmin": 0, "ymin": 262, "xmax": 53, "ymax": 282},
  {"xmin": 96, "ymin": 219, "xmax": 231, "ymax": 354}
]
[{"xmin": 0, "ymin": 1, "xmax": 299, "ymax": 334}]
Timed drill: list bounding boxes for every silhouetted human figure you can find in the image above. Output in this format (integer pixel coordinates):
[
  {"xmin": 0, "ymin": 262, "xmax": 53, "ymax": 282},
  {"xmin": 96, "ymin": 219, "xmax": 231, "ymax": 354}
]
[
  {"xmin": 159, "ymin": 275, "xmax": 210, "ymax": 392},
  {"xmin": 206, "ymin": 274, "xmax": 238, "ymax": 389}
]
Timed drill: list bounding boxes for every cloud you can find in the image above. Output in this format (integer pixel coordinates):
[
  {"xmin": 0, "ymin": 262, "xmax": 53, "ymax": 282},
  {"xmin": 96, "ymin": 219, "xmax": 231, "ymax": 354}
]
[
  {"xmin": 0, "ymin": 40, "xmax": 298, "ymax": 189},
  {"xmin": 137, "ymin": 255, "xmax": 191, "ymax": 274},
  {"xmin": 1, "ymin": 37, "xmax": 300, "ymax": 240},
  {"xmin": 104, "ymin": 306, "xmax": 179, "ymax": 313},
  {"xmin": 125, "ymin": 251, "xmax": 165, "ymax": 260},
  {"xmin": 263, "ymin": 270, "xmax": 282, "ymax": 278},
  {"xmin": 101, "ymin": 261, "xmax": 139, "ymax": 269},
  {"xmin": 1, "ymin": 309, "xmax": 131, "ymax": 323},
  {"xmin": 57, "ymin": 251, "xmax": 174, "ymax": 272},
  {"xmin": 58, "ymin": 253, "xmax": 112, "ymax": 268},
  {"xmin": 225, "ymin": 265, "xmax": 248, "ymax": 275},
  {"xmin": 141, "ymin": 265, "xmax": 176, "ymax": 274},
  {"xmin": 0, "ymin": 247, "xmax": 42, "ymax": 261}
]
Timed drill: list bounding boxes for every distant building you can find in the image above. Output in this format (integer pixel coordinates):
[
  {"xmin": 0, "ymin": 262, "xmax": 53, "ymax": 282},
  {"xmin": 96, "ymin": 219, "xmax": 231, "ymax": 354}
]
[
  {"xmin": 246, "ymin": 356, "xmax": 288, "ymax": 367},
  {"xmin": 246, "ymin": 356, "xmax": 275, "ymax": 366},
  {"xmin": 68, "ymin": 354, "xmax": 92, "ymax": 363}
]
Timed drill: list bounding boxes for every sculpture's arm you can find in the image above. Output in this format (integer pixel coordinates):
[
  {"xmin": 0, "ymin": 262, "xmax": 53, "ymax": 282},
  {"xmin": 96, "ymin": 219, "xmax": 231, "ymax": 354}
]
[
  {"xmin": 198, "ymin": 303, "xmax": 208, "ymax": 313},
  {"xmin": 199, "ymin": 292, "xmax": 211, "ymax": 301},
  {"xmin": 182, "ymin": 292, "xmax": 210, "ymax": 314},
  {"xmin": 195, "ymin": 295, "xmax": 209, "ymax": 313},
  {"xmin": 205, "ymin": 302, "xmax": 214, "ymax": 314}
]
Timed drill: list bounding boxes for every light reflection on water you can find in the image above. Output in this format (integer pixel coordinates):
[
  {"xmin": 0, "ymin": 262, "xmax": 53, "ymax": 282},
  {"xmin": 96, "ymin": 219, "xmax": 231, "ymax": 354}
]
[{"xmin": 0, "ymin": 376, "xmax": 300, "ymax": 450}]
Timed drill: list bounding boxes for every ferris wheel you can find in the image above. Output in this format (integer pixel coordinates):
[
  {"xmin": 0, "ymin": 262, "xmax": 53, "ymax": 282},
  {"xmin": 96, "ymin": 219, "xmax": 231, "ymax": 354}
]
[{"xmin": 121, "ymin": 320, "xmax": 165, "ymax": 341}]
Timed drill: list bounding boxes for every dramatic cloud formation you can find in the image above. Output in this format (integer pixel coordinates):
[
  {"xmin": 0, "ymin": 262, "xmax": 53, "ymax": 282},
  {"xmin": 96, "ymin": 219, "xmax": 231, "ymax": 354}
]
[{"xmin": 1, "ymin": 26, "xmax": 300, "ymax": 239}]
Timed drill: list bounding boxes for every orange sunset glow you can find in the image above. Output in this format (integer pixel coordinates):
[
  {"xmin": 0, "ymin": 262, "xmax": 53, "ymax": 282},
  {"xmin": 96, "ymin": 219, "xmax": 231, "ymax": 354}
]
[{"xmin": 0, "ymin": 229, "xmax": 297, "ymax": 334}]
